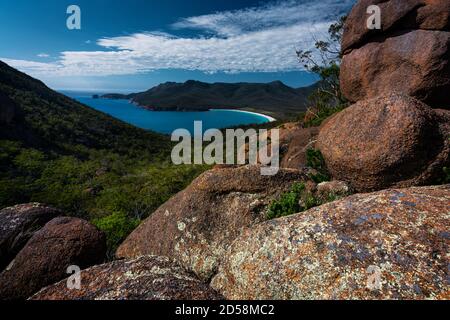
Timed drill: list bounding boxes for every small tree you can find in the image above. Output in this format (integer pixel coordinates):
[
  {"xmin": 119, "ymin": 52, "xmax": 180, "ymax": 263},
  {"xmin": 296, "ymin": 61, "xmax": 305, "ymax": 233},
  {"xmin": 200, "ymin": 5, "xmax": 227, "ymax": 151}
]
[{"xmin": 296, "ymin": 16, "xmax": 348, "ymax": 126}]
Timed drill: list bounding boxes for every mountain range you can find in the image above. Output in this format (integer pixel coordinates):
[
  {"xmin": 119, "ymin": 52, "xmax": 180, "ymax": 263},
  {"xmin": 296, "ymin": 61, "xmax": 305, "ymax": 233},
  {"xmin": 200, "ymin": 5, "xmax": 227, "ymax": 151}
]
[{"xmin": 101, "ymin": 80, "xmax": 318, "ymax": 119}]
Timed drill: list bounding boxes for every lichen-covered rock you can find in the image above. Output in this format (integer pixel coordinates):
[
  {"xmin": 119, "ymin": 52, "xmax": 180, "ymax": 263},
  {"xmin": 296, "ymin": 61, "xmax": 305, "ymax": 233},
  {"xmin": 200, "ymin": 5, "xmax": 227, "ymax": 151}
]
[
  {"xmin": 316, "ymin": 181, "xmax": 350, "ymax": 198},
  {"xmin": 117, "ymin": 165, "xmax": 306, "ymax": 281},
  {"xmin": 0, "ymin": 203, "xmax": 61, "ymax": 271},
  {"xmin": 211, "ymin": 185, "xmax": 450, "ymax": 300},
  {"xmin": 341, "ymin": 30, "xmax": 450, "ymax": 108},
  {"xmin": 317, "ymin": 94, "xmax": 450, "ymax": 192},
  {"xmin": 0, "ymin": 217, "xmax": 106, "ymax": 300},
  {"xmin": 32, "ymin": 256, "xmax": 222, "ymax": 300},
  {"xmin": 342, "ymin": 0, "xmax": 450, "ymax": 54}
]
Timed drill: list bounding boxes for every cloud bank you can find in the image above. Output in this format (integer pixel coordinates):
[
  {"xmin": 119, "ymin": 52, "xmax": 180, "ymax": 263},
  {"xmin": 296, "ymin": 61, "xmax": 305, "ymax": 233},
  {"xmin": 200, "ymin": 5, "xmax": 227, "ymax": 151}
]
[{"xmin": 2, "ymin": 0, "xmax": 354, "ymax": 77}]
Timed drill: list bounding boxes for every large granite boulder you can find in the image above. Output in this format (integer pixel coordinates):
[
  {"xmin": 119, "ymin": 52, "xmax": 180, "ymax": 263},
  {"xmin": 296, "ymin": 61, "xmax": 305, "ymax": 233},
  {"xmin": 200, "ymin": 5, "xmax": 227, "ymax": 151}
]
[
  {"xmin": 117, "ymin": 165, "xmax": 306, "ymax": 281},
  {"xmin": 340, "ymin": 0, "xmax": 450, "ymax": 108},
  {"xmin": 316, "ymin": 94, "xmax": 449, "ymax": 192},
  {"xmin": 341, "ymin": 30, "xmax": 450, "ymax": 108},
  {"xmin": 32, "ymin": 256, "xmax": 222, "ymax": 300},
  {"xmin": 0, "ymin": 203, "xmax": 61, "ymax": 271},
  {"xmin": 0, "ymin": 217, "xmax": 106, "ymax": 300},
  {"xmin": 342, "ymin": 0, "xmax": 450, "ymax": 53},
  {"xmin": 211, "ymin": 185, "xmax": 450, "ymax": 300}
]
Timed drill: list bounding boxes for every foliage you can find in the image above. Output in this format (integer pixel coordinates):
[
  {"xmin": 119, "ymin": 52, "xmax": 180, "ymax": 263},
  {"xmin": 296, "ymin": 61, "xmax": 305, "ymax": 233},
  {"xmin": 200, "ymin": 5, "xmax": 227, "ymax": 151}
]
[
  {"xmin": 303, "ymin": 95, "xmax": 346, "ymax": 128},
  {"xmin": 296, "ymin": 16, "xmax": 346, "ymax": 102},
  {"xmin": 439, "ymin": 167, "xmax": 450, "ymax": 184},
  {"xmin": 92, "ymin": 212, "xmax": 140, "ymax": 258},
  {"xmin": 306, "ymin": 148, "xmax": 330, "ymax": 183},
  {"xmin": 267, "ymin": 180, "xmax": 347, "ymax": 220},
  {"xmin": 0, "ymin": 139, "xmax": 208, "ymax": 254},
  {"xmin": 296, "ymin": 16, "xmax": 349, "ymax": 126},
  {"xmin": 0, "ymin": 147, "xmax": 208, "ymax": 254},
  {"xmin": 267, "ymin": 182, "xmax": 306, "ymax": 219}
]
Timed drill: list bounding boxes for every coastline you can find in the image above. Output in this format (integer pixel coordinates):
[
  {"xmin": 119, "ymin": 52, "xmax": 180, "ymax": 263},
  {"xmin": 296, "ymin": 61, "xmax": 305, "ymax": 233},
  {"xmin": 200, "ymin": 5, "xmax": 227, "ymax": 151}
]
[
  {"xmin": 211, "ymin": 109, "xmax": 277, "ymax": 122},
  {"xmin": 85, "ymin": 93, "xmax": 278, "ymax": 123}
]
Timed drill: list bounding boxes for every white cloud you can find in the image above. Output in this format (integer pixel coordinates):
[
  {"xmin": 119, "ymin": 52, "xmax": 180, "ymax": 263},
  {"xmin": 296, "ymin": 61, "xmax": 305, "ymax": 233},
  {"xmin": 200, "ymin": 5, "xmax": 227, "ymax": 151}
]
[
  {"xmin": 173, "ymin": 0, "xmax": 354, "ymax": 37},
  {"xmin": 2, "ymin": 58, "xmax": 59, "ymax": 73},
  {"xmin": 37, "ymin": 53, "xmax": 50, "ymax": 58},
  {"xmin": 2, "ymin": 0, "xmax": 354, "ymax": 77}
]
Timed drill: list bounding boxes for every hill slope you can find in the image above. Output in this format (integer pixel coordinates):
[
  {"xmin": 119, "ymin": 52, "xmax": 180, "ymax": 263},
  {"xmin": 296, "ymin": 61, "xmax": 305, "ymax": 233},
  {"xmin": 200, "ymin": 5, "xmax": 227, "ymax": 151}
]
[
  {"xmin": 103, "ymin": 80, "xmax": 318, "ymax": 118},
  {"xmin": 0, "ymin": 61, "xmax": 170, "ymax": 158}
]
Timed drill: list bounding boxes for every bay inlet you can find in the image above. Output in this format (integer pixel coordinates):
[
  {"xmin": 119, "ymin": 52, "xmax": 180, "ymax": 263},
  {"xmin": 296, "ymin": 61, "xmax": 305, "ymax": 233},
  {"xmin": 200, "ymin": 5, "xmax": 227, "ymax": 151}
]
[{"xmin": 62, "ymin": 91, "xmax": 274, "ymax": 135}]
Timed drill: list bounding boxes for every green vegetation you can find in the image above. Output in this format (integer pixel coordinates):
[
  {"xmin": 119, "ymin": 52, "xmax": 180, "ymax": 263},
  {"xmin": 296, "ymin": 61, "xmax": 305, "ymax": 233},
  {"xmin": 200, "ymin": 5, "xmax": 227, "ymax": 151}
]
[
  {"xmin": 267, "ymin": 148, "xmax": 337, "ymax": 220},
  {"xmin": 0, "ymin": 139, "xmax": 207, "ymax": 217},
  {"xmin": 302, "ymin": 98, "xmax": 346, "ymax": 128},
  {"xmin": 0, "ymin": 61, "xmax": 209, "ymax": 254},
  {"xmin": 296, "ymin": 16, "xmax": 349, "ymax": 127},
  {"xmin": 0, "ymin": 140, "xmax": 208, "ymax": 255},
  {"xmin": 440, "ymin": 167, "xmax": 450, "ymax": 184},
  {"xmin": 92, "ymin": 212, "xmax": 140, "ymax": 258},
  {"xmin": 267, "ymin": 180, "xmax": 347, "ymax": 220},
  {"xmin": 267, "ymin": 182, "xmax": 306, "ymax": 219},
  {"xmin": 306, "ymin": 148, "xmax": 330, "ymax": 183}
]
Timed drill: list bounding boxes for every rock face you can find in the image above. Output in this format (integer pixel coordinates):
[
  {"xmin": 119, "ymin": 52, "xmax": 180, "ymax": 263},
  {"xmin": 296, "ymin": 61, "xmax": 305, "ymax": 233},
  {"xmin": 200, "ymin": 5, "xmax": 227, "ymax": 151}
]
[
  {"xmin": 341, "ymin": 0, "xmax": 450, "ymax": 108},
  {"xmin": 280, "ymin": 125, "xmax": 320, "ymax": 170},
  {"xmin": 341, "ymin": 30, "xmax": 450, "ymax": 108},
  {"xmin": 0, "ymin": 203, "xmax": 61, "ymax": 271},
  {"xmin": 32, "ymin": 256, "xmax": 222, "ymax": 300},
  {"xmin": 342, "ymin": 0, "xmax": 450, "ymax": 53},
  {"xmin": 317, "ymin": 94, "xmax": 449, "ymax": 192},
  {"xmin": 117, "ymin": 165, "xmax": 306, "ymax": 281},
  {"xmin": 0, "ymin": 217, "xmax": 106, "ymax": 300},
  {"xmin": 211, "ymin": 185, "xmax": 450, "ymax": 300},
  {"xmin": 316, "ymin": 181, "xmax": 350, "ymax": 198}
]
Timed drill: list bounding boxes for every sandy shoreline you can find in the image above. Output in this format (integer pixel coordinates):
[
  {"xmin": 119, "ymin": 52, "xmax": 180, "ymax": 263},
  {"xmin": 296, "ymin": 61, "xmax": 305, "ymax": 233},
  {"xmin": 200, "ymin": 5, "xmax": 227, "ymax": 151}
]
[{"xmin": 210, "ymin": 109, "xmax": 277, "ymax": 122}]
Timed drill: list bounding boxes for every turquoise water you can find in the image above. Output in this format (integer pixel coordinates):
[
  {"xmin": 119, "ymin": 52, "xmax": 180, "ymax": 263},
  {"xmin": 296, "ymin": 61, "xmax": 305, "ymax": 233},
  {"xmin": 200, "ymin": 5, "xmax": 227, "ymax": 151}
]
[{"xmin": 62, "ymin": 91, "xmax": 271, "ymax": 134}]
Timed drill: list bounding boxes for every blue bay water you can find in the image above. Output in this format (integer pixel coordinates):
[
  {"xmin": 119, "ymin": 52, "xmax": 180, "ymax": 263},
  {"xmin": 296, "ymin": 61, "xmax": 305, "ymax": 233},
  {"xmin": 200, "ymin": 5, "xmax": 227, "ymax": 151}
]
[{"xmin": 62, "ymin": 91, "xmax": 271, "ymax": 135}]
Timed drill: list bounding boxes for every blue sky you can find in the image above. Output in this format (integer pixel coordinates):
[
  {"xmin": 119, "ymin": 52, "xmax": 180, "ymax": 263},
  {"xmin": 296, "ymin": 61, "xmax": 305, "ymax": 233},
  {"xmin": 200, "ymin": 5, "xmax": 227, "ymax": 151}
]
[{"xmin": 0, "ymin": 0, "xmax": 354, "ymax": 92}]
